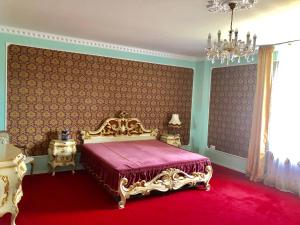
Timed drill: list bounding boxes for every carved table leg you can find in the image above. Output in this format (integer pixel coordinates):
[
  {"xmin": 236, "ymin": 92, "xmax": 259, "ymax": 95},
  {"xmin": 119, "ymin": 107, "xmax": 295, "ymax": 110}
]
[
  {"xmin": 30, "ymin": 162, "xmax": 34, "ymax": 175},
  {"xmin": 72, "ymin": 163, "xmax": 76, "ymax": 175},
  {"xmin": 51, "ymin": 165, "xmax": 55, "ymax": 176},
  {"xmin": 48, "ymin": 163, "xmax": 55, "ymax": 176},
  {"xmin": 10, "ymin": 207, "xmax": 19, "ymax": 225}
]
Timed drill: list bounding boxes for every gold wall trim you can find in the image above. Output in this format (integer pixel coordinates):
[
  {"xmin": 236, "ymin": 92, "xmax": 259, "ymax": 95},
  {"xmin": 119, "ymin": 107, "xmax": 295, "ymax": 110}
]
[{"xmin": 0, "ymin": 25, "xmax": 199, "ymax": 61}]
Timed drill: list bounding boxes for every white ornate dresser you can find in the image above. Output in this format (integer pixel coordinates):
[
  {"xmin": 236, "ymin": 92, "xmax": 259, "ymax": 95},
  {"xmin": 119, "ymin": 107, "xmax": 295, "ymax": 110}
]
[{"xmin": 0, "ymin": 144, "xmax": 27, "ymax": 225}]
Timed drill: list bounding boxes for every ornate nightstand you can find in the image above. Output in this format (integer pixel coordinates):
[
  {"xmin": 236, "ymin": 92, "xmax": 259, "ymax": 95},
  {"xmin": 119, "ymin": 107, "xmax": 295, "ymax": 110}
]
[
  {"xmin": 48, "ymin": 139, "xmax": 77, "ymax": 176},
  {"xmin": 160, "ymin": 134, "xmax": 181, "ymax": 147}
]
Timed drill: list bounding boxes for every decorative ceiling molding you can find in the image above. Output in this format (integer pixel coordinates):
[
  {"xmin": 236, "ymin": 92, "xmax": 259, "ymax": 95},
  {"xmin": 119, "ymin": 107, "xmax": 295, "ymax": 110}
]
[{"xmin": 0, "ymin": 25, "xmax": 199, "ymax": 62}]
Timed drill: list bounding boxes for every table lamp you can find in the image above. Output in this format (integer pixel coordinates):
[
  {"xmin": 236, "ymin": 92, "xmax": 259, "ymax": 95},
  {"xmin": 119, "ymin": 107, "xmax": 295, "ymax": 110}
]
[{"xmin": 168, "ymin": 114, "xmax": 182, "ymax": 134}]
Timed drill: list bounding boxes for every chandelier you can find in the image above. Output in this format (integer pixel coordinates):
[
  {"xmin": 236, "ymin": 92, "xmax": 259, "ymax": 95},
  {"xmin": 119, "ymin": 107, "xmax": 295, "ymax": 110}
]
[{"xmin": 206, "ymin": 0, "xmax": 257, "ymax": 64}]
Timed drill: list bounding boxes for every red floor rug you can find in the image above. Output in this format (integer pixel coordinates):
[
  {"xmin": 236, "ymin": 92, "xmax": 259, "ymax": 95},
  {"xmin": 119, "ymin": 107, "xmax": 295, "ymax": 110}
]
[{"xmin": 1, "ymin": 165, "xmax": 300, "ymax": 225}]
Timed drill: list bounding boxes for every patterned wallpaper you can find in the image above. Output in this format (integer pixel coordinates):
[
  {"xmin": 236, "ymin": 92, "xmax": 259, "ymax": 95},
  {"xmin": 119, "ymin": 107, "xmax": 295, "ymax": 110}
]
[
  {"xmin": 7, "ymin": 45, "xmax": 193, "ymax": 155},
  {"xmin": 208, "ymin": 64, "xmax": 257, "ymax": 158}
]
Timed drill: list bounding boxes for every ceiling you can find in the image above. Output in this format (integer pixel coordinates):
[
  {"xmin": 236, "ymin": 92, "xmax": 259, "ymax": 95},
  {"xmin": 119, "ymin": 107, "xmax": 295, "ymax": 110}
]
[{"xmin": 0, "ymin": 0, "xmax": 300, "ymax": 59}]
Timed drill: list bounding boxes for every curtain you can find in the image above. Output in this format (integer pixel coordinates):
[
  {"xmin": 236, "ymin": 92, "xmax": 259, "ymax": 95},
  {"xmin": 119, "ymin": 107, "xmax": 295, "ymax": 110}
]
[
  {"xmin": 247, "ymin": 46, "xmax": 274, "ymax": 182},
  {"xmin": 264, "ymin": 42, "xmax": 300, "ymax": 195}
]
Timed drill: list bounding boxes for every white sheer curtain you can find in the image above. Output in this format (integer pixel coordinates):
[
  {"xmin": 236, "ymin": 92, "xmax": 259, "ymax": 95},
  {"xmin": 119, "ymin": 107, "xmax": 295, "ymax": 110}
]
[{"xmin": 264, "ymin": 42, "xmax": 300, "ymax": 195}]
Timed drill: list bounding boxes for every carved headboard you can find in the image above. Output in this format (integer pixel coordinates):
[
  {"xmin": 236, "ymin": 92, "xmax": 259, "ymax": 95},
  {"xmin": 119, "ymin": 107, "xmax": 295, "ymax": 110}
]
[{"xmin": 81, "ymin": 112, "xmax": 158, "ymax": 144}]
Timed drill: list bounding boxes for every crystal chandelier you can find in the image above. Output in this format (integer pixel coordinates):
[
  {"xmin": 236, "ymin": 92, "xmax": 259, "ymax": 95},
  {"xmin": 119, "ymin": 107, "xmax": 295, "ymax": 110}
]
[{"xmin": 206, "ymin": 0, "xmax": 257, "ymax": 64}]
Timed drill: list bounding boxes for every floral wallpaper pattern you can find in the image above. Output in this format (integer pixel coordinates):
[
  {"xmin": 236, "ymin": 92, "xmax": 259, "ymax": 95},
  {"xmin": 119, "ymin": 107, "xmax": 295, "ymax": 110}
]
[
  {"xmin": 7, "ymin": 45, "xmax": 193, "ymax": 155},
  {"xmin": 208, "ymin": 64, "xmax": 257, "ymax": 158}
]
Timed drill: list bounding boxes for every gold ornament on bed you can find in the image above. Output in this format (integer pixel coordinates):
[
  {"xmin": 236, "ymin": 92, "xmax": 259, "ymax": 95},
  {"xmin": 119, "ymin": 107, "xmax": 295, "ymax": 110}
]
[
  {"xmin": 81, "ymin": 111, "xmax": 158, "ymax": 143},
  {"xmin": 118, "ymin": 166, "xmax": 212, "ymax": 208}
]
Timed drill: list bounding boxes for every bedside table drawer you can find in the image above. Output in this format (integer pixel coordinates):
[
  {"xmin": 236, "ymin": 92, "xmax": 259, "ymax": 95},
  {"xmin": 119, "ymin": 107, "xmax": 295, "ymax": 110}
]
[
  {"xmin": 53, "ymin": 146, "xmax": 75, "ymax": 155},
  {"xmin": 55, "ymin": 155, "xmax": 73, "ymax": 162}
]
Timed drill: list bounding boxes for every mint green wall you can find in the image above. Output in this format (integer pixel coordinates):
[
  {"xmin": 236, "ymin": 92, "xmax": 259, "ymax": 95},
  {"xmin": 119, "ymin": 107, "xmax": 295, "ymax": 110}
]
[
  {"xmin": 189, "ymin": 61, "xmax": 211, "ymax": 153},
  {"xmin": 0, "ymin": 31, "xmax": 210, "ymax": 153},
  {"xmin": 0, "ymin": 40, "xmax": 6, "ymax": 130}
]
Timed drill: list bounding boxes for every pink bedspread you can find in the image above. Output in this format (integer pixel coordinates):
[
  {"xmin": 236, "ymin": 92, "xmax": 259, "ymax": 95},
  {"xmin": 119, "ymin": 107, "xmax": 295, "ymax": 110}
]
[{"xmin": 81, "ymin": 140, "xmax": 211, "ymax": 196}]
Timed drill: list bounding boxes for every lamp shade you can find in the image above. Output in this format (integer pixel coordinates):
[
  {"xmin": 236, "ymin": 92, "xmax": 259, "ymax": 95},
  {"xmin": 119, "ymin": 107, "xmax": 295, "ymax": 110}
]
[{"xmin": 168, "ymin": 114, "xmax": 182, "ymax": 128}]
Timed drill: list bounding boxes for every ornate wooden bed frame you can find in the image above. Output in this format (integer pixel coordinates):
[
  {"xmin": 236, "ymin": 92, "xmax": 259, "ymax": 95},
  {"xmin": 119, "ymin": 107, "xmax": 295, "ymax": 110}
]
[{"xmin": 81, "ymin": 111, "xmax": 212, "ymax": 208}]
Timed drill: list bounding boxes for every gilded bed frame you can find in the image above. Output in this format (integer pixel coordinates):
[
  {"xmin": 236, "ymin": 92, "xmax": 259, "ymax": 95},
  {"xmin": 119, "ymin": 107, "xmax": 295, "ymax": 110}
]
[{"xmin": 81, "ymin": 111, "xmax": 212, "ymax": 208}]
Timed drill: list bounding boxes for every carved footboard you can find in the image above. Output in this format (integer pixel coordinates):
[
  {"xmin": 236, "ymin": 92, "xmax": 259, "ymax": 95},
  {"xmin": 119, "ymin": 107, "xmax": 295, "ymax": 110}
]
[{"xmin": 118, "ymin": 165, "xmax": 213, "ymax": 208}]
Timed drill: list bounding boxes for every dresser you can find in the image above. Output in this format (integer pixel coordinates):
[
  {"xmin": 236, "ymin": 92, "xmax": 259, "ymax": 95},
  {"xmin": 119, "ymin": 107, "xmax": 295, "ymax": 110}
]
[
  {"xmin": 48, "ymin": 139, "xmax": 77, "ymax": 176},
  {"xmin": 0, "ymin": 144, "xmax": 27, "ymax": 225},
  {"xmin": 160, "ymin": 134, "xmax": 181, "ymax": 147}
]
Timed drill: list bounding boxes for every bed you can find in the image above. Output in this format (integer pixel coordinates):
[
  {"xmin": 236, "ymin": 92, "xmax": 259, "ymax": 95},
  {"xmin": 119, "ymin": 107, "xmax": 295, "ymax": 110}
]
[{"xmin": 81, "ymin": 111, "xmax": 212, "ymax": 208}]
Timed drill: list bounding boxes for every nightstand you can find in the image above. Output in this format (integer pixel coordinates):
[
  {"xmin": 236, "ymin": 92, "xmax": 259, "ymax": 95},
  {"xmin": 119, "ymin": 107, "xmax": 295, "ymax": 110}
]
[
  {"xmin": 48, "ymin": 139, "xmax": 77, "ymax": 176},
  {"xmin": 160, "ymin": 134, "xmax": 181, "ymax": 147}
]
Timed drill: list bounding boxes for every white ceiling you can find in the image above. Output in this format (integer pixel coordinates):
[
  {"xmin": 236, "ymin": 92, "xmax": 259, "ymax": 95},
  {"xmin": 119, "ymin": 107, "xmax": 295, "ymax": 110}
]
[{"xmin": 0, "ymin": 0, "xmax": 300, "ymax": 59}]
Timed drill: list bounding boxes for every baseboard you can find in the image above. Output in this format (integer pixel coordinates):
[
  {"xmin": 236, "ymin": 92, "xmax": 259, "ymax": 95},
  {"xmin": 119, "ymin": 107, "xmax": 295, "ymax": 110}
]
[
  {"xmin": 180, "ymin": 145, "xmax": 192, "ymax": 151},
  {"xmin": 27, "ymin": 153, "xmax": 83, "ymax": 175},
  {"xmin": 202, "ymin": 148, "xmax": 247, "ymax": 174}
]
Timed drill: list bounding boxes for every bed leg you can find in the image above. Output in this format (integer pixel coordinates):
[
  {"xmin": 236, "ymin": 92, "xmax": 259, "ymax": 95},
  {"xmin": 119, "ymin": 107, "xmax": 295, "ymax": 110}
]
[
  {"xmin": 204, "ymin": 165, "xmax": 213, "ymax": 191},
  {"xmin": 118, "ymin": 177, "xmax": 129, "ymax": 209},
  {"xmin": 205, "ymin": 183, "xmax": 211, "ymax": 191},
  {"xmin": 118, "ymin": 196, "xmax": 126, "ymax": 209}
]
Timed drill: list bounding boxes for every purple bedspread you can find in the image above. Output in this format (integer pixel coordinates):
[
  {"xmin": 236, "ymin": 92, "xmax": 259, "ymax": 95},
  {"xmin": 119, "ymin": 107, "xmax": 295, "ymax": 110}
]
[{"xmin": 81, "ymin": 140, "xmax": 211, "ymax": 196}]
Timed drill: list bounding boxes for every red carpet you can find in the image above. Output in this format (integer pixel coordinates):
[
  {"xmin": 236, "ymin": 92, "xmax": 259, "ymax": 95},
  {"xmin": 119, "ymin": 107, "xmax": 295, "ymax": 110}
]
[{"xmin": 1, "ymin": 165, "xmax": 300, "ymax": 225}]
